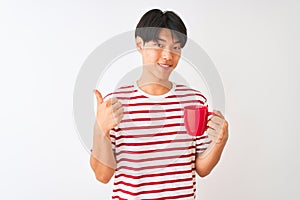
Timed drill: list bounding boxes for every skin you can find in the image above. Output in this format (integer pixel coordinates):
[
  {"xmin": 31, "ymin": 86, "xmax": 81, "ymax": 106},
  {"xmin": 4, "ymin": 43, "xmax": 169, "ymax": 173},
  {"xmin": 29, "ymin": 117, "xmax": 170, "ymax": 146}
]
[
  {"xmin": 136, "ymin": 28, "xmax": 182, "ymax": 95},
  {"xmin": 90, "ymin": 28, "xmax": 229, "ymax": 183},
  {"xmin": 90, "ymin": 91, "xmax": 122, "ymax": 183}
]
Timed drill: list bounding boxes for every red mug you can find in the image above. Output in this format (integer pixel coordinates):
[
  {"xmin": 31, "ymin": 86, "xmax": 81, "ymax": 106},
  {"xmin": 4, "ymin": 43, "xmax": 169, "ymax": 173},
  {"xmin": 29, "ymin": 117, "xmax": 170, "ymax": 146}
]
[{"xmin": 184, "ymin": 105, "xmax": 214, "ymax": 136}]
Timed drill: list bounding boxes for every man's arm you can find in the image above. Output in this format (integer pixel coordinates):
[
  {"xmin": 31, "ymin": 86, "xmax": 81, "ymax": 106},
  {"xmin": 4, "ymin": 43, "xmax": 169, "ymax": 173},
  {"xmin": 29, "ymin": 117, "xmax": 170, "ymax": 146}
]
[
  {"xmin": 90, "ymin": 89, "xmax": 123, "ymax": 184},
  {"xmin": 90, "ymin": 156, "xmax": 115, "ymax": 184},
  {"xmin": 195, "ymin": 110, "xmax": 229, "ymax": 177},
  {"xmin": 90, "ymin": 123, "xmax": 116, "ymax": 184}
]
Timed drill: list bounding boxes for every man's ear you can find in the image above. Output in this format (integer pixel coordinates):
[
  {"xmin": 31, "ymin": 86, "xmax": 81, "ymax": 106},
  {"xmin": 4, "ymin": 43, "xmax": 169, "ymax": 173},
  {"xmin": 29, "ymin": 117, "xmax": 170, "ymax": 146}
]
[{"xmin": 135, "ymin": 36, "xmax": 144, "ymax": 53}]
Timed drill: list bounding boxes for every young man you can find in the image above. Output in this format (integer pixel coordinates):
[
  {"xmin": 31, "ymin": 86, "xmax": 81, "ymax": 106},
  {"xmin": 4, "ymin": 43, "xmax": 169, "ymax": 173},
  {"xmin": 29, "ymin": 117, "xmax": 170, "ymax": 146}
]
[{"xmin": 90, "ymin": 9, "xmax": 229, "ymax": 200}]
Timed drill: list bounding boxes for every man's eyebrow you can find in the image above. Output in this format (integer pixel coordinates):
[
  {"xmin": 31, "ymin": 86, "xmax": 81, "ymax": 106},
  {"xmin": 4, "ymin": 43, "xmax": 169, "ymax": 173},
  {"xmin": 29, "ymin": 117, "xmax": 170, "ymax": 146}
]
[{"xmin": 156, "ymin": 38, "xmax": 181, "ymax": 44}]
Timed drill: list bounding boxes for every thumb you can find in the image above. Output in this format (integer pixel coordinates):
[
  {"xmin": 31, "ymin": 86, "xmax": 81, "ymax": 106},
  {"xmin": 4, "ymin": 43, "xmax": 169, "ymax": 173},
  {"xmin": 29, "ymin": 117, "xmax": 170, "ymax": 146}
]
[{"xmin": 93, "ymin": 89, "xmax": 103, "ymax": 104}]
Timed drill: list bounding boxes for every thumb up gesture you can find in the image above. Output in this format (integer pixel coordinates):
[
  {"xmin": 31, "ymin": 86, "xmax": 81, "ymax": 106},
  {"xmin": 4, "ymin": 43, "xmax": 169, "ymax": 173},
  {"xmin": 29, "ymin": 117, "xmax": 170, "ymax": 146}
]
[{"xmin": 94, "ymin": 89, "xmax": 124, "ymax": 136}]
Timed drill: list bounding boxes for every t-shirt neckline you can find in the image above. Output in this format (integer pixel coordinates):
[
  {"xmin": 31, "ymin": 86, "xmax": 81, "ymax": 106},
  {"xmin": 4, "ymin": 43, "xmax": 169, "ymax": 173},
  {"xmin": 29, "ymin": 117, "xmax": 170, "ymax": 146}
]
[{"xmin": 134, "ymin": 81, "xmax": 176, "ymax": 99}]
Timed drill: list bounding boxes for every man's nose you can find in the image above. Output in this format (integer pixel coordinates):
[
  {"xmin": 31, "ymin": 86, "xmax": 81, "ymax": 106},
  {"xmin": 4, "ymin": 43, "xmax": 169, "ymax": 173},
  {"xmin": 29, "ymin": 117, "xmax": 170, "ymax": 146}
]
[{"xmin": 161, "ymin": 48, "xmax": 172, "ymax": 60}]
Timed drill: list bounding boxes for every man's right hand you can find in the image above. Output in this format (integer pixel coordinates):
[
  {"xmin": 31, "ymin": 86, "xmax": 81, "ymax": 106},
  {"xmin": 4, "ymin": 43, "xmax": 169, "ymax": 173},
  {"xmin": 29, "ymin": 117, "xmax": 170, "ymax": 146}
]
[{"xmin": 94, "ymin": 89, "xmax": 124, "ymax": 136}]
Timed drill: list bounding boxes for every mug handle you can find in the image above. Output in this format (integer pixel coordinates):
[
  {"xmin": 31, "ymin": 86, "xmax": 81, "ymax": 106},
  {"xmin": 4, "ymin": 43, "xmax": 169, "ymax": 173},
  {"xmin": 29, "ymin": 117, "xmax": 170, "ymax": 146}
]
[
  {"xmin": 208, "ymin": 111, "xmax": 215, "ymax": 116},
  {"xmin": 205, "ymin": 111, "xmax": 216, "ymax": 130}
]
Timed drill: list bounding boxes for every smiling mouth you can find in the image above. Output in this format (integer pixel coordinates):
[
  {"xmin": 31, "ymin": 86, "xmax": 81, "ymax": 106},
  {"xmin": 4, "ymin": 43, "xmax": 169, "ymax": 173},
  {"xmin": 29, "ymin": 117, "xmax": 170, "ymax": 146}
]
[{"xmin": 158, "ymin": 63, "xmax": 172, "ymax": 70}]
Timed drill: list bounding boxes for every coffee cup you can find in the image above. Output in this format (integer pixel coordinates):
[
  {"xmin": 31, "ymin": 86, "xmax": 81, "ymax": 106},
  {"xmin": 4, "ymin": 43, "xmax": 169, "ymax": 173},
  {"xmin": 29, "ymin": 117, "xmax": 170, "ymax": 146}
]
[{"xmin": 184, "ymin": 105, "xmax": 214, "ymax": 136}]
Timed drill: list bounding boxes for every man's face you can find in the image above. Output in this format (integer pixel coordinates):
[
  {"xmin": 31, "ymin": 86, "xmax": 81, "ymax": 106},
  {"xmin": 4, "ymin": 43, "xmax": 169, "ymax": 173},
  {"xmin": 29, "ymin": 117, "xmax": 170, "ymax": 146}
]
[{"xmin": 139, "ymin": 28, "xmax": 182, "ymax": 82}]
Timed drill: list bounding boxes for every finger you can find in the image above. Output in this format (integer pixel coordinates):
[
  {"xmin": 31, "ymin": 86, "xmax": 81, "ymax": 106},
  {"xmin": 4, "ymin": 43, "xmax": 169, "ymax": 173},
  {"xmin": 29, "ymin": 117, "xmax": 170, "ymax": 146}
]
[
  {"xmin": 207, "ymin": 126, "xmax": 216, "ymax": 132},
  {"xmin": 113, "ymin": 106, "xmax": 124, "ymax": 118},
  {"xmin": 207, "ymin": 120, "xmax": 217, "ymax": 131},
  {"xmin": 207, "ymin": 121, "xmax": 222, "ymax": 133},
  {"xmin": 213, "ymin": 110, "xmax": 224, "ymax": 119},
  {"xmin": 207, "ymin": 129, "xmax": 219, "ymax": 141},
  {"xmin": 112, "ymin": 101, "xmax": 123, "ymax": 111},
  {"xmin": 207, "ymin": 131, "xmax": 218, "ymax": 139},
  {"xmin": 207, "ymin": 128, "xmax": 223, "ymax": 142},
  {"xmin": 209, "ymin": 116, "xmax": 224, "ymax": 126},
  {"xmin": 94, "ymin": 89, "xmax": 103, "ymax": 104},
  {"xmin": 106, "ymin": 98, "xmax": 118, "ymax": 106},
  {"xmin": 113, "ymin": 108, "xmax": 124, "ymax": 124}
]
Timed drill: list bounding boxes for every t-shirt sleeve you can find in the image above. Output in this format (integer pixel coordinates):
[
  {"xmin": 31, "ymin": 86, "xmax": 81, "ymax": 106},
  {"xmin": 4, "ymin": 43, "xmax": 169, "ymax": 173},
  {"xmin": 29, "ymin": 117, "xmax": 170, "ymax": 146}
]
[
  {"xmin": 195, "ymin": 132, "xmax": 212, "ymax": 154},
  {"xmin": 109, "ymin": 128, "xmax": 116, "ymax": 156},
  {"xmin": 194, "ymin": 90, "xmax": 212, "ymax": 154}
]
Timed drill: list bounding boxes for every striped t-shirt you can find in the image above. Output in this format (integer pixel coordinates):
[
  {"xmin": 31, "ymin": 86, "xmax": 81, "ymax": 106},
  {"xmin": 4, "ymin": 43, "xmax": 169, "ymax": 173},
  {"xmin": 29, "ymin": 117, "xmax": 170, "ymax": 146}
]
[{"xmin": 104, "ymin": 82, "xmax": 211, "ymax": 200}]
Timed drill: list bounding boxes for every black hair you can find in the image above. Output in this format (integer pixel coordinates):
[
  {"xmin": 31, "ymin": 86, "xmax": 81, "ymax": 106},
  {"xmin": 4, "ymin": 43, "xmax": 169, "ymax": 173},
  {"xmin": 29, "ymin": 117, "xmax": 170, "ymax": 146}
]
[{"xmin": 135, "ymin": 9, "xmax": 187, "ymax": 48}]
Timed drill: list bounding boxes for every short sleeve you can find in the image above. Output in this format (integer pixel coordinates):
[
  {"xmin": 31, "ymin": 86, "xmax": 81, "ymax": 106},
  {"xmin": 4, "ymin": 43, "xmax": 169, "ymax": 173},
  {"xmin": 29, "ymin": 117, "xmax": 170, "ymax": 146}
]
[
  {"xmin": 193, "ymin": 90, "xmax": 212, "ymax": 155},
  {"xmin": 109, "ymin": 128, "xmax": 116, "ymax": 156},
  {"xmin": 195, "ymin": 131, "xmax": 212, "ymax": 154}
]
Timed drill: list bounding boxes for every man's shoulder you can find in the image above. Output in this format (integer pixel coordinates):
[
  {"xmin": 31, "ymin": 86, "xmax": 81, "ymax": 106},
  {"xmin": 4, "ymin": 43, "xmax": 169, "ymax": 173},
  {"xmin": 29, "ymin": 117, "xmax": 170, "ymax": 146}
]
[
  {"xmin": 103, "ymin": 84, "xmax": 136, "ymax": 100},
  {"xmin": 175, "ymin": 83, "xmax": 202, "ymax": 94},
  {"xmin": 174, "ymin": 83, "xmax": 207, "ymax": 103}
]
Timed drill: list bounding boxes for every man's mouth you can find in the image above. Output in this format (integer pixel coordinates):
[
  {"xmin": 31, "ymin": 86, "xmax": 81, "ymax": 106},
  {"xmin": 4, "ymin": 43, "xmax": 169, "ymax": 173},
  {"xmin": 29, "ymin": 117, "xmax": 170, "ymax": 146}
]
[{"xmin": 158, "ymin": 63, "xmax": 172, "ymax": 70}]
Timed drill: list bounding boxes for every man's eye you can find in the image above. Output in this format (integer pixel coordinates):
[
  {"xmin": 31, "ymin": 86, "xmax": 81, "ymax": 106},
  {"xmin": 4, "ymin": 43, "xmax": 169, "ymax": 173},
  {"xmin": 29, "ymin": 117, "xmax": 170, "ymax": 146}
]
[
  {"xmin": 157, "ymin": 43, "xmax": 163, "ymax": 48},
  {"xmin": 174, "ymin": 46, "xmax": 181, "ymax": 50}
]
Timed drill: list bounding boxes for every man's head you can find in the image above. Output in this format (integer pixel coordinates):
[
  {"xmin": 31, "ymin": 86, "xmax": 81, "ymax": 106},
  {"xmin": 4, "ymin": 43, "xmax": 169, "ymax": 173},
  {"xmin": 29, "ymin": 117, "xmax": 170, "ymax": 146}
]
[
  {"xmin": 135, "ymin": 9, "xmax": 187, "ymax": 48},
  {"xmin": 135, "ymin": 9, "xmax": 187, "ymax": 82}
]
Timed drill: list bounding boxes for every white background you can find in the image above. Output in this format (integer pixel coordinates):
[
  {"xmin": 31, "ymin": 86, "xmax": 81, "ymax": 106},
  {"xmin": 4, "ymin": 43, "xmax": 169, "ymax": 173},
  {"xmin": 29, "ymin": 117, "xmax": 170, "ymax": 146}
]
[{"xmin": 1, "ymin": 0, "xmax": 299, "ymax": 199}]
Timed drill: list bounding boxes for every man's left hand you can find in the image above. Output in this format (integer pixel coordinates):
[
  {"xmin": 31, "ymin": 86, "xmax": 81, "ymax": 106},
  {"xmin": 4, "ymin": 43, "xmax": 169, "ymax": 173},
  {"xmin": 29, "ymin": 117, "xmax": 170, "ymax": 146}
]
[{"xmin": 206, "ymin": 110, "xmax": 229, "ymax": 144}]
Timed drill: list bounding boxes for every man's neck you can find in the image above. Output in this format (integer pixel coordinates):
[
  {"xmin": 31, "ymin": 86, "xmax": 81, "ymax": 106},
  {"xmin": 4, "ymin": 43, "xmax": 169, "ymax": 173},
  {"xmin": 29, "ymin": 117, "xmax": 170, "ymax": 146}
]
[{"xmin": 137, "ymin": 79, "xmax": 172, "ymax": 96}]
